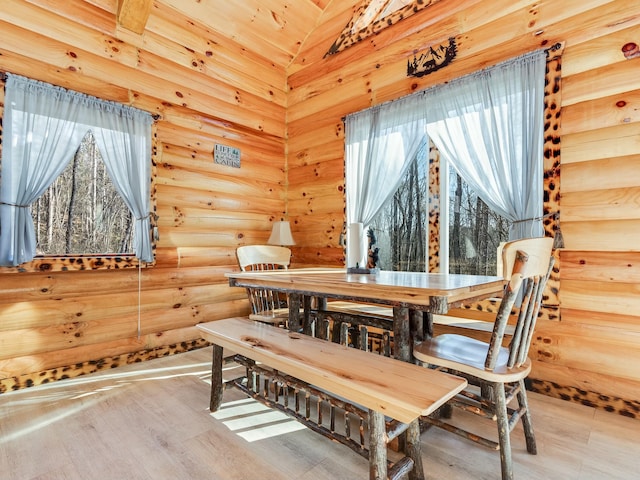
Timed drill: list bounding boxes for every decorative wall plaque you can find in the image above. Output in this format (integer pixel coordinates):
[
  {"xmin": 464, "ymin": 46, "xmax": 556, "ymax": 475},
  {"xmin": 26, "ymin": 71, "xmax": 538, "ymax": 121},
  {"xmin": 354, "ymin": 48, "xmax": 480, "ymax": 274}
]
[
  {"xmin": 407, "ymin": 38, "xmax": 457, "ymax": 78},
  {"xmin": 213, "ymin": 143, "xmax": 241, "ymax": 168}
]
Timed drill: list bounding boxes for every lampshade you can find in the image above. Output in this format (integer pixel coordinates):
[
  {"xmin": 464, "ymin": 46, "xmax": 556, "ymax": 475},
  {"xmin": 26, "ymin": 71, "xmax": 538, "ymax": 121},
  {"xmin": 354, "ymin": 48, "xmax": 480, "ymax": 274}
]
[{"xmin": 267, "ymin": 220, "xmax": 295, "ymax": 246}]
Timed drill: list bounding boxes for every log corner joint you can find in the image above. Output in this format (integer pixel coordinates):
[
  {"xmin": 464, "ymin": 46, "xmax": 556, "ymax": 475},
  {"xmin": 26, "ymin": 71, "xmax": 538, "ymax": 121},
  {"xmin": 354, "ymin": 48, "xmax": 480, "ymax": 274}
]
[{"xmin": 117, "ymin": 0, "xmax": 153, "ymax": 35}]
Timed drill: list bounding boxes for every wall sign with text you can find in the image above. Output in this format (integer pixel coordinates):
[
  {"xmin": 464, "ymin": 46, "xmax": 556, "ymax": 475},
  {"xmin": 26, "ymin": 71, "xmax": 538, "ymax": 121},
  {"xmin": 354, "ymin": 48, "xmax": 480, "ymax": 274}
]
[{"xmin": 213, "ymin": 144, "xmax": 241, "ymax": 168}]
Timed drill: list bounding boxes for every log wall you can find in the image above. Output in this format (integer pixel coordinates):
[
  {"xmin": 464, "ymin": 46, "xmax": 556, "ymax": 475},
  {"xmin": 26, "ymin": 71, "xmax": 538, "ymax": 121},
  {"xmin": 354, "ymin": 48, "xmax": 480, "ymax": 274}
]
[
  {"xmin": 287, "ymin": 0, "xmax": 640, "ymax": 417},
  {"xmin": 0, "ymin": 0, "xmax": 287, "ymax": 392}
]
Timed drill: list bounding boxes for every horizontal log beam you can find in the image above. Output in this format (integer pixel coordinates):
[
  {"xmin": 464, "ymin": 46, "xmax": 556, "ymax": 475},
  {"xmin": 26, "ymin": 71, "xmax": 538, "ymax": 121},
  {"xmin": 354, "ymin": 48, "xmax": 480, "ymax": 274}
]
[{"xmin": 117, "ymin": 0, "xmax": 153, "ymax": 34}]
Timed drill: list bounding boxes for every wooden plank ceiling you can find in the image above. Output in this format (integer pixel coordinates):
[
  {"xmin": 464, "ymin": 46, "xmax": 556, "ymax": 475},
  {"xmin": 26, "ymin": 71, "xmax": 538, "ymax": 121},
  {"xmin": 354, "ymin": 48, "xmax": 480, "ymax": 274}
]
[
  {"xmin": 116, "ymin": 0, "xmax": 432, "ymax": 69},
  {"xmin": 110, "ymin": 0, "xmax": 331, "ymax": 68}
]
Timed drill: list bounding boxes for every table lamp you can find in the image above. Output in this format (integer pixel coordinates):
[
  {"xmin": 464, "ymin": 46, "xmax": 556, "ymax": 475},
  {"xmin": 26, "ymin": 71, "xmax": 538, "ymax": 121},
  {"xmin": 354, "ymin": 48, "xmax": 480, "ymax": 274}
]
[{"xmin": 268, "ymin": 220, "xmax": 295, "ymax": 246}]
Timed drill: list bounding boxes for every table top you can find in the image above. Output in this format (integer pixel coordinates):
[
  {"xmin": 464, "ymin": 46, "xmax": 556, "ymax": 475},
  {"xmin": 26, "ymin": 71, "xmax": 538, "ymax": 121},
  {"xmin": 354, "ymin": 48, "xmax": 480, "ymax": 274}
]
[
  {"xmin": 197, "ymin": 317, "xmax": 467, "ymax": 423},
  {"xmin": 227, "ymin": 267, "xmax": 505, "ymax": 312}
]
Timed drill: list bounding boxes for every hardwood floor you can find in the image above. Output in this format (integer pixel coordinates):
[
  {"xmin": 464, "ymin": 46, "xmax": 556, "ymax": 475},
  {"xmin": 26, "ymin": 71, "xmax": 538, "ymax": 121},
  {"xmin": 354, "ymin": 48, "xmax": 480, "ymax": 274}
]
[{"xmin": 1, "ymin": 346, "xmax": 639, "ymax": 480}]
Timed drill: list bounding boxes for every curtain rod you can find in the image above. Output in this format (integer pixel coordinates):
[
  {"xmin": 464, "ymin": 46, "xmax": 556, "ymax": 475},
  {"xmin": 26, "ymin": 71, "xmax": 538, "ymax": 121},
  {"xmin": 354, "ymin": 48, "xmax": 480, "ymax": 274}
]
[
  {"xmin": 0, "ymin": 70, "xmax": 160, "ymax": 120},
  {"xmin": 341, "ymin": 43, "xmax": 563, "ymax": 122}
]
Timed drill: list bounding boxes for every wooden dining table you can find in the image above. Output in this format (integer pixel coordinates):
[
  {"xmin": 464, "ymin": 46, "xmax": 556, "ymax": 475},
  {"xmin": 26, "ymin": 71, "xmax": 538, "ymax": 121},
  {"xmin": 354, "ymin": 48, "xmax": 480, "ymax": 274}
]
[
  {"xmin": 226, "ymin": 268, "xmax": 505, "ymax": 363},
  {"xmin": 225, "ymin": 268, "xmax": 504, "ymax": 480}
]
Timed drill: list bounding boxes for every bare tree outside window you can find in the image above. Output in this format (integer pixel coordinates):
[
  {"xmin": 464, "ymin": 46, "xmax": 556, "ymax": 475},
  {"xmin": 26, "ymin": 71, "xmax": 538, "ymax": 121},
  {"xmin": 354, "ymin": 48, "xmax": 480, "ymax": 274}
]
[
  {"xmin": 369, "ymin": 144, "xmax": 510, "ymax": 274},
  {"xmin": 370, "ymin": 152, "xmax": 428, "ymax": 272},
  {"xmin": 32, "ymin": 131, "xmax": 134, "ymax": 255},
  {"xmin": 449, "ymin": 178, "xmax": 510, "ymax": 275}
]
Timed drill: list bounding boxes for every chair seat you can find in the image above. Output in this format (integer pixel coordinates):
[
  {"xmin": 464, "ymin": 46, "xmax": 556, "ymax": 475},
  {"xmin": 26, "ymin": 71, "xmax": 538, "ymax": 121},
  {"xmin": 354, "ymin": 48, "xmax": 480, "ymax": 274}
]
[{"xmin": 413, "ymin": 334, "xmax": 531, "ymax": 383}]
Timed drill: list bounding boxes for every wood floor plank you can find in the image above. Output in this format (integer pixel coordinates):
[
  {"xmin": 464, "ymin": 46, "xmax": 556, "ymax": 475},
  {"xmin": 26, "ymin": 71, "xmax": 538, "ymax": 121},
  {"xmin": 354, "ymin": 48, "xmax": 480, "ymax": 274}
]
[{"xmin": 1, "ymin": 346, "xmax": 639, "ymax": 480}]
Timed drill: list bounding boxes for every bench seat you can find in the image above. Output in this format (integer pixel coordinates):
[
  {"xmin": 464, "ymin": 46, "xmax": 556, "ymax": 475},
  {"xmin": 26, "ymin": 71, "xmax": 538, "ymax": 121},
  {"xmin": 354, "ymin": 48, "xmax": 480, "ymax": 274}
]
[{"xmin": 197, "ymin": 317, "xmax": 467, "ymax": 480}]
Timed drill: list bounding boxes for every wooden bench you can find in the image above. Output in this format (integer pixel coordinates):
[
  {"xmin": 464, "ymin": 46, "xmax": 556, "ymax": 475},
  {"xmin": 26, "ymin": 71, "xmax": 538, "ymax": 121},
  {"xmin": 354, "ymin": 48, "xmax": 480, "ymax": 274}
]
[{"xmin": 197, "ymin": 317, "xmax": 467, "ymax": 480}]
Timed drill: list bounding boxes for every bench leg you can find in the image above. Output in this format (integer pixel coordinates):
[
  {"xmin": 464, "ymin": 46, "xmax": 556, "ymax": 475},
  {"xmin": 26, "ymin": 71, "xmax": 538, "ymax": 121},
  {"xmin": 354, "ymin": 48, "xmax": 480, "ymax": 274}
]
[
  {"xmin": 209, "ymin": 344, "xmax": 224, "ymax": 412},
  {"xmin": 406, "ymin": 419, "xmax": 424, "ymax": 480},
  {"xmin": 369, "ymin": 410, "xmax": 387, "ymax": 480}
]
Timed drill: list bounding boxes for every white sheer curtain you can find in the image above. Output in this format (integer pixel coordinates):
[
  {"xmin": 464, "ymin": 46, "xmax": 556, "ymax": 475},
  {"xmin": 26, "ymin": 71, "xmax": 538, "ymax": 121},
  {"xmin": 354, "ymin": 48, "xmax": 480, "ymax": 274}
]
[
  {"xmin": 92, "ymin": 106, "xmax": 153, "ymax": 262},
  {"xmin": 0, "ymin": 73, "xmax": 153, "ymax": 266},
  {"xmin": 344, "ymin": 95, "xmax": 425, "ymax": 267},
  {"xmin": 425, "ymin": 49, "xmax": 547, "ymax": 240}
]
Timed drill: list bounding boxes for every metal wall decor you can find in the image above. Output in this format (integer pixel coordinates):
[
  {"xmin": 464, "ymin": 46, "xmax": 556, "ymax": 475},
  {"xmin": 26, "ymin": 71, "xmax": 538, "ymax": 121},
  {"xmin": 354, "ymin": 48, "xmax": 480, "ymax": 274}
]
[{"xmin": 407, "ymin": 38, "xmax": 457, "ymax": 77}]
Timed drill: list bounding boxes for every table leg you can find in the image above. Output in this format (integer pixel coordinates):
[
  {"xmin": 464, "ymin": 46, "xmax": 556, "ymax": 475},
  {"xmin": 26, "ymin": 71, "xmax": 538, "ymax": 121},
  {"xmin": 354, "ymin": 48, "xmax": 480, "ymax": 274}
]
[
  {"xmin": 410, "ymin": 310, "xmax": 433, "ymax": 342},
  {"xmin": 424, "ymin": 311, "xmax": 433, "ymax": 339},
  {"xmin": 393, "ymin": 306, "xmax": 410, "ymax": 362},
  {"xmin": 393, "ymin": 307, "xmax": 426, "ymax": 480},
  {"xmin": 288, "ymin": 292, "xmax": 302, "ymax": 332},
  {"xmin": 209, "ymin": 344, "xmax": 224, "ymax": 412},
  {"xmin": 410, "ymin": 310, "xmax": 424, "ymax": 346},
  {"xmin": 302, "ymin": 295, "xmax": 313, "ymax": 335},
  {"xmin": 315, "ymin": 296, "xmax": 327, "ymax": 338},
  {"xmin": 317, "ymin": 296, "xmax": 327, "ymax": 310}
]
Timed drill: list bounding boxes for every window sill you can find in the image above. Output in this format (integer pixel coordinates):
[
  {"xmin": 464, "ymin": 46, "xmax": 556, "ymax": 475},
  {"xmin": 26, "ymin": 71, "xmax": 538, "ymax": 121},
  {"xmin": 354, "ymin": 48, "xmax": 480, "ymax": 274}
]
[{"xmin": 0, "ymin": 254, "xmax": 154, "ymax": 273}]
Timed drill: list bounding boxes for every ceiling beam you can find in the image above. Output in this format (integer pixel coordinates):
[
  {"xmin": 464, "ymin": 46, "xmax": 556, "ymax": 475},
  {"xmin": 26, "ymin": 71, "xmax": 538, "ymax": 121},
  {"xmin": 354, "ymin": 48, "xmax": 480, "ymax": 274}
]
[{"xmin": 117, "ymin": 0, "xmax": 153, "ymax": 34}]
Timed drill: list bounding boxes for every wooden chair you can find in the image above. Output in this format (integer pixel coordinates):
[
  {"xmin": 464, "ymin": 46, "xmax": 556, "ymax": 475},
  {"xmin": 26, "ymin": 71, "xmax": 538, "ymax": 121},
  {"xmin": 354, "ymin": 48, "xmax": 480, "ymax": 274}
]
[
  {"xmin": 236, "ymin": 245, "xmax": 292, "ymax": 326},
  {"xmin": 413, "ymin": 237, "xmax": 554, "ymax": 480}
]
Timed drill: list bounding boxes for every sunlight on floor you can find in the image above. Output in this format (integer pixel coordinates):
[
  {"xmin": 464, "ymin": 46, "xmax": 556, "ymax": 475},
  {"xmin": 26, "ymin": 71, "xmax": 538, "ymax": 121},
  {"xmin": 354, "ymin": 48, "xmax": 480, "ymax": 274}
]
[
  {"xmin": 2, "ymin": 353, "xmax": 310, "ymax": 446},
  {"xmin": 0, "ymin": 358, "xmax": 216, "ymax": 444},
  {"xmin": 211, "ymin": 397, "xmax": 306, "ymax": 442}
]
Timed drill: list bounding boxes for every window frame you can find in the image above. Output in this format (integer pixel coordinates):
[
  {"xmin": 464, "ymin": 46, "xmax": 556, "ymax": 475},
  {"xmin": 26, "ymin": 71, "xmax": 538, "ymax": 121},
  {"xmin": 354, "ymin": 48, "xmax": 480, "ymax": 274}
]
[
  {"xmin": 0, "ymin": 77, "xmax": 158, "ymax": 273},
  {"xmin": 344, "ymin": 44, "xmax": 563, "ymax": 313}
]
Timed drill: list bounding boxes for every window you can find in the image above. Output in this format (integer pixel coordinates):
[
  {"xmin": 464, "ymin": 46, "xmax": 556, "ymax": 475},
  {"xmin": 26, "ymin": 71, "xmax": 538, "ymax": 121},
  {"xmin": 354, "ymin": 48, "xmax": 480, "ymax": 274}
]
[
  {"xmin": 345, "ymin": 50, "xmax": 547, "ymax": 274},
  {"xmin": 369, "ymin": 141, "xmax": 429, "ymax": 272},
  {"xmin": 0, "ymin": 73, "xmax": 155, "ymax": 270},
  {"xmin": 327, "ymin": 0, "xmax": 444, "ymax": 56},
  {"xmin": 32, "ymin": 132, "xmax": 135, "ymax": 256},
  {"xmin": 351, "ymin": 0, "xmax": 414, "ymax": 34},
  {"xmin": 369, "ymin": 142, "xmax": 510, "ymax": 274},
  {"xmin": 446, "ymin": 165, "xmax": 511, "ymax": 275}
]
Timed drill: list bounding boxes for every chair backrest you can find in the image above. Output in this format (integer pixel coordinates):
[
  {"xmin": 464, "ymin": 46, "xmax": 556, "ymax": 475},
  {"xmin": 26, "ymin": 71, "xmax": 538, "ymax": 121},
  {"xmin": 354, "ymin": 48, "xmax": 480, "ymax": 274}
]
[
  {"xmin": 236, "ymin": 245, "xmax": 292, "ymax": 316},
  {"xmin": 486, "ymin": 237, "xmax": 554, "ymax": 371},
  {"xmin": 237, "ymin": 245, "xmax": 291, "ymax": 271}
]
